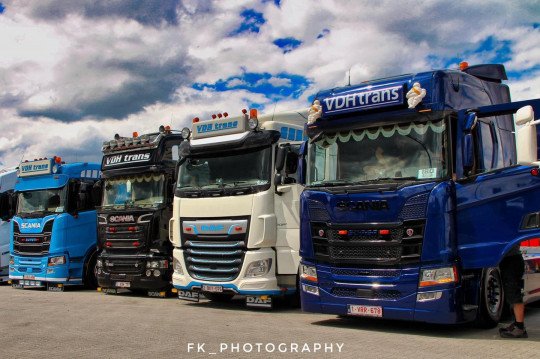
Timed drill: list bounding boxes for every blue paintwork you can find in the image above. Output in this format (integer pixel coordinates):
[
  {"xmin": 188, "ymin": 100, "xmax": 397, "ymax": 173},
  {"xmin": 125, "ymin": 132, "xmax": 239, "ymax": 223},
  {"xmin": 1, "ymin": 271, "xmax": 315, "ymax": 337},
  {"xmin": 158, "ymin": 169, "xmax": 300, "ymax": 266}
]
[
  {"xmin": 9, "ymin": 161, "xmax": 100, "ymax": 287},
  {"xmin": 301, "ymin": 65, "xmax": 540, "ymax": 324},
  {"xmin": 174, "ymin": 280, "xmax": 296, "ymax": 296}
]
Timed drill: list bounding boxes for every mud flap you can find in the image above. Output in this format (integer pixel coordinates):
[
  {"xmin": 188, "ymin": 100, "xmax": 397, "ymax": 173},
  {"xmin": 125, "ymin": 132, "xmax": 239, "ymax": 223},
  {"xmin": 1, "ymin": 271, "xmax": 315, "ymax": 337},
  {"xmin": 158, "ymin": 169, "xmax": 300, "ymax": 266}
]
[
  {"xmin": 178, "ymin": 290, "xmax": 200, "ymax": 302},
  {"xmin": 246, "ymin": 295, "xmax": 273, "ymax": 309}
]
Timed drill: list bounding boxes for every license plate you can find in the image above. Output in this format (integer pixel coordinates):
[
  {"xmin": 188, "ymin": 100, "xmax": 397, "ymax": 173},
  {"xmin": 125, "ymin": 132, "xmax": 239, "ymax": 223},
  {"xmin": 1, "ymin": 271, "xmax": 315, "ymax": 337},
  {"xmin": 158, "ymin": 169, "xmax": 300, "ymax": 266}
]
[
  {"xmin": 202, "ymin": 284, "xmax": 223, "ymax": 293},
  {"xmin": 347, "ymin": 304, "xmax": 383, "ymax": 317},
  {"xmin": 116, "ymin": 281, "xmax": 131, "ymax": 288},
  {"xmin": 23, "ymin": 275, "xmax": 35, "ymax": 280}
]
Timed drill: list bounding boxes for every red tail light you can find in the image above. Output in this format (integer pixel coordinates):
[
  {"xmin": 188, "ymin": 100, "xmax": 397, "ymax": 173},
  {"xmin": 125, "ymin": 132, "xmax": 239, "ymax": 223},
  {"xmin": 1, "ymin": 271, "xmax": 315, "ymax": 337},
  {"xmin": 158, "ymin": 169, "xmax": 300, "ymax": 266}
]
[
  {"xmin": 338, "ymin": 230, "xmax": 348, "ymax": 236},
  {"xmin": 379, "ymin": 229, "xmax": 390, "ymax": 235},
  {"xmin": 521, "ymin": 238, "xmax": 540, "ymax": 247},
  {"xmin": 128, "ymin": 226, "xmax": 138, "ymax": 232},
  {"xmin": 234, "ymin": 226, "xmax": 243, "ymax": 232},
  {"xmin": 105, "ymin": 241, "xmax": 112, "ymax": 248},
  {"xmin": 107, "ymin": 227, "xmax": 117, "ymax": 233},
  {"xmin": 133, "ymin": 241, "xmax": 141, "ymax": 247}
]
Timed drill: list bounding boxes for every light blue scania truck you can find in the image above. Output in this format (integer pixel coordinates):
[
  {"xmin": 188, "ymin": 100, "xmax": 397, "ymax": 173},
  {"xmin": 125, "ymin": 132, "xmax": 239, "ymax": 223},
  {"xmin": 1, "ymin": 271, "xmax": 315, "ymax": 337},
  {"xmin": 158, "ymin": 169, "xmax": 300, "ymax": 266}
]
[{"xmin": 3, "ymin": 157, "xmax": 101, "ymax": 291}]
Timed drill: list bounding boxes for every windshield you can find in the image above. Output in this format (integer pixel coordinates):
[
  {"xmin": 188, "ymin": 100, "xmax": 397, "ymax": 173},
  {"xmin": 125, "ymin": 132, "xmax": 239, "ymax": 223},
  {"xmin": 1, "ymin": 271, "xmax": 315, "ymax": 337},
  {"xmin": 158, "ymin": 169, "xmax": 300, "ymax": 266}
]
[
  {"xmin": 17, "ymin": 187, "xmax": 67, "ymax": 215},
  {"xmin": 177, "ymin": 146, "xmax": 272, "ymax": 190},
  {"xmin": 102, "ymin": 174, "xmax": 165, "ymax": 208},
  {"xmin": 308, "ymin": 119, "xmax": 447, "ymax": 186}
]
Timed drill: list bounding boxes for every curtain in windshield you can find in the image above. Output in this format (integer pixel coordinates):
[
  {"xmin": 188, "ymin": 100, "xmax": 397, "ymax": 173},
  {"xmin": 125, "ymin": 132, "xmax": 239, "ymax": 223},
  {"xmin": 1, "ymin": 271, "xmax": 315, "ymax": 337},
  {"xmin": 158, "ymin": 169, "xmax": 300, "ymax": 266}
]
[
  {"xmin": 309, "ymin": 120, "xmax": 446, "ymax": 185},
  {"xmin": 103, "ymin": 174, "xmax": 164, "ymax": 207}
]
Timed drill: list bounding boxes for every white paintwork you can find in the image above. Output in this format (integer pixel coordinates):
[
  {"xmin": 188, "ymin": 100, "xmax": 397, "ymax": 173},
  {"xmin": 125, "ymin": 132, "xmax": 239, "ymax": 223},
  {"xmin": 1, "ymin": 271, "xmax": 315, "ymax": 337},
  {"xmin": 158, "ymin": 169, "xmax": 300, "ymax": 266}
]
[
  {"xmin": 171, "ymin": 109, "xmax": 307, "ymax": 294},
  {"xmin": 514, "ymin": 105, "xmax": 540, "ymax": 165}
]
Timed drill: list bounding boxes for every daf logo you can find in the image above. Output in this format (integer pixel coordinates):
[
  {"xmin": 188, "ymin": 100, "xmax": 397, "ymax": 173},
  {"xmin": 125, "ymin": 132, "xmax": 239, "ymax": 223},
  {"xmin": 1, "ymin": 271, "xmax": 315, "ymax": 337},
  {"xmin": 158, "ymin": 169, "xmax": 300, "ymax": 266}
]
[
  {"xmin": 200, "ymin": 224, "xmax": 225, "ymax": 231},
  {"xmin": 20, "ymin": 223, "xmax": 41, "ymax": 229},
  {"xmin": 406, "ymin": 228, "xmax": 414, "ymax": 237},
  {"xmin": 336, "ymin": 200, "xmax": 389, "ymax": 211}
]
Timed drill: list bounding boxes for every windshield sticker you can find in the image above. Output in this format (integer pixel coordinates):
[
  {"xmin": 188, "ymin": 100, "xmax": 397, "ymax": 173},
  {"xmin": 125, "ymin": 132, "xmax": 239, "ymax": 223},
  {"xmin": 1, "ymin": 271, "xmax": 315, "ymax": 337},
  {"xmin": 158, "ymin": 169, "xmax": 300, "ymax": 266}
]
[
  {"xmin": 418, "ymin": 168, "xmax": 437, "ymax": 179},
  {"xmin": 55, "ymin": 206, "xmax": 64, "ymax": 212}
]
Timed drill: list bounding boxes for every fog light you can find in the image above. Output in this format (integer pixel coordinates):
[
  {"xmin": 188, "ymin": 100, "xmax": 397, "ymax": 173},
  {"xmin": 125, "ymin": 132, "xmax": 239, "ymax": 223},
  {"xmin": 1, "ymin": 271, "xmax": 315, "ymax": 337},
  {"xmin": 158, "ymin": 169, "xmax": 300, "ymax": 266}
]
[
  {"xmin": 302, "ymin": 284, "xmax": 319, "ymax": 296},
  {"xmin": 47, "ymin": 269, "xmax": 54, "ymax": 274},
  {"xmin": 146, "ymin": 270, "xmax": 152, "ymax": 277},
  {"xmin": 153, "ymin": 269, "xmax": 161, "ymax": 277},
  {"xmin": 9, "ymin": 256, "xmax": 14, "ymax": 265},
  {"xmin": 97, "ymin": 259, "xmax": 103, "ymax": 268},
  {"xmin": 244, "ymin": 259, "xmax": 272, "ymax": 278},
  {"xmin": 300, "ymin": 264, "xmax": 318, "ymax": 282},
  {"xmin": 417, "ymin": 291, "xmax": 443, "ymax": 302}
]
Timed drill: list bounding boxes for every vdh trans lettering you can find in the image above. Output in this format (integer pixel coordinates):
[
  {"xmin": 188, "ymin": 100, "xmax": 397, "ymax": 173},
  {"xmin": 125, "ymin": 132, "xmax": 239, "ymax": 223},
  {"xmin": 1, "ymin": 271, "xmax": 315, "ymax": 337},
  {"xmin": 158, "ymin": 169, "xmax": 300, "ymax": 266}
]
[
  {"xmin": 21, "ymin": 164, "xmax": 49, "ymax": 172},
  {"xmin": 105, "ymin": 153, "xmax": 151, "ymax": 166},
  {"xmin": 187, "ymin": 342, "xmax": 344, "ymax": 354},
  {"xmin": 200, "ymin": 224, "xmax": 225, "ymax": 231},
  {"xmin": 197, "ymin": 121, "xmax": 238, "ymax": 133},
  {"xmin": 324, "ymin": 86, "xmax": 401, "ymax": 113},
  {"xmin": 20, "ymin": 222, "xmax": 41, "ymax": 229},
  {"xmin": 109, "ymin": 215, "xmax": 135, "ymax": 223}
]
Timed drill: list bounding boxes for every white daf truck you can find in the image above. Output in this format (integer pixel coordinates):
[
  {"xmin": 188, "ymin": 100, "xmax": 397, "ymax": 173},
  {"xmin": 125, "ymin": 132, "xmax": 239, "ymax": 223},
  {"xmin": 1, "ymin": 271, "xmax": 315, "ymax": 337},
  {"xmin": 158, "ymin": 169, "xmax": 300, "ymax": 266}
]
[{"xmin": 170, "ymin": 108, "xmax": 307, "ymax": 308}]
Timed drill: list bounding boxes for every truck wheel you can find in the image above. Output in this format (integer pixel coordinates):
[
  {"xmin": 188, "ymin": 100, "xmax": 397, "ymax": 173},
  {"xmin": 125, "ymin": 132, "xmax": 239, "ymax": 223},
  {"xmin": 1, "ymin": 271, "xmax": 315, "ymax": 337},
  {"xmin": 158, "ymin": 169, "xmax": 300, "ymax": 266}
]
[
  {"xmin": 203, "ymin": 293, "xmax": 234, "ymax": 302},
  {"xmin": 84, "ymin": 252, "xmax": 98, "ymax": 289},
  {"xmin": 475, "ymin": 267, "xmax": 504, "ymax": 328}
]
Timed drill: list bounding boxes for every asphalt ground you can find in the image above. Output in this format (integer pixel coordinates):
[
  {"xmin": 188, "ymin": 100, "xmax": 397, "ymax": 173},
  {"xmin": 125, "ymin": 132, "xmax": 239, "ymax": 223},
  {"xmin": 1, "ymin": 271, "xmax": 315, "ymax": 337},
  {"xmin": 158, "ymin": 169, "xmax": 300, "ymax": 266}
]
[{"xmin": 0, "ymin": 285, "xmax": 539, "ymax": 358}]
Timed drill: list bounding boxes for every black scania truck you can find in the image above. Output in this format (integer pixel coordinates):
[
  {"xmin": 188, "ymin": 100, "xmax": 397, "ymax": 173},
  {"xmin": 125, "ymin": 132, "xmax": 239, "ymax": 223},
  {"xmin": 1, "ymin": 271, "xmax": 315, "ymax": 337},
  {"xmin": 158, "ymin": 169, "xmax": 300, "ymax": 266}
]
[{"xmin": 96, "ymin": 126, "xmax": 184, "ymax": 297}]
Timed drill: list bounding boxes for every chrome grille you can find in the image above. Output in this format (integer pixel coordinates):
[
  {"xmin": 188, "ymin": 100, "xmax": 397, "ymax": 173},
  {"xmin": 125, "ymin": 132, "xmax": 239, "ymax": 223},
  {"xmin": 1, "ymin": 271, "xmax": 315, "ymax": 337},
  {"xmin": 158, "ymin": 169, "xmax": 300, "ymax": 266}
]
[
  {"xmin": 331, "ymin": 287, "xmax": 401, "ymax": 300},
  {"xmin": 181, "ymin": 217, "xmax": 249, "ymax": 282}
]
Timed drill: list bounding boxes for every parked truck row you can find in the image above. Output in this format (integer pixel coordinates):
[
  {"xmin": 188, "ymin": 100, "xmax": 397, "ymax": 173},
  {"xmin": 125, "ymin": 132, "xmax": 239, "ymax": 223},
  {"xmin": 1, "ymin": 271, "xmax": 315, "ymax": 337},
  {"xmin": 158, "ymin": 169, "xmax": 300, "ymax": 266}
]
[{"xmin": 1, "ymin": 63, "xmax": 539, "ymax": 329}]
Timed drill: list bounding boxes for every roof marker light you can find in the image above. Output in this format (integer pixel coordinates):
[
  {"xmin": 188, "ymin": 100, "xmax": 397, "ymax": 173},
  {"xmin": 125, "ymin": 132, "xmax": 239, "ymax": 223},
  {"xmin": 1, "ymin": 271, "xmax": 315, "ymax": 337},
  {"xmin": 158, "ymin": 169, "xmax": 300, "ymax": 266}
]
[
  {"xmin": 531, "ymin": 168, "xmax": 539, "ymax": 176},
  {"xmin": 459, "ymin": 61, "xmax": 469, "ymax": 71},
  {"xmin": 165, "ymin": 125, "xmax": 171, "ymax": 132},
  {"xmin": 242, "ymin": 109, "xmax": 247, "ymax": 114},
  {"xmin": 211, "ymin": 114, "xmax": 217, "ymax": 119},
  {"xmin": 193, "ymin": 117, "xmax": 200, "ymax": 123},
  {"xmin": 55, "ymin": 156, "xmax": 62, "ymax": 164},
  {"xmin": 249, "ymin": 108, "xmax": 258, "ymax": 119},
  {"xmin": 223, "ymin": 112, "xmax": 229, "ymax": 118},
  {"xmin": 133, "ymin": 132, "xmax": 139, "ymax": 138},
  {"xmin": 217, "ymin": 113, "xmax": 223, "ymax": 118}
]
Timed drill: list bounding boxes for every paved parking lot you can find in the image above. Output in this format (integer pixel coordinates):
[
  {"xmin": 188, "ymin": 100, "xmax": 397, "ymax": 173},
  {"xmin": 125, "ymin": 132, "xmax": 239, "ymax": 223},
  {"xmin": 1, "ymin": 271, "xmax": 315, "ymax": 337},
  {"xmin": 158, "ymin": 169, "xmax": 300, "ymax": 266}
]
[{"xmin": 0, "ymin": 285, "xmax": 539, "ymax": 358}]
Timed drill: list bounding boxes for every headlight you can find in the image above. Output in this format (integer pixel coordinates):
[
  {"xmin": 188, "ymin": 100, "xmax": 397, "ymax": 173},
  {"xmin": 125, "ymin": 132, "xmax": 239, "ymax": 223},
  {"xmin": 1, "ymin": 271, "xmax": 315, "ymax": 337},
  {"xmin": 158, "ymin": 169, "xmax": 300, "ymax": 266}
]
[
  {"xmin": 52, "ymin": 164, "xmax": 58, "ymax": 174},
  {"xmin": 419, "ymin": 266, "xmax": 457, "ymax": 287},
  {"xmin": 48, "ymin": 256, "xmax": 66, "ymax": 266},
  {"xmin": 300, "ymin": 264, "xmax": 318, "ymax": 282},
  {"xmin": 244, "ymin": 259, "xmax": 272, "ymax": 278},
  {"xmin": 173, "ymin": 257, "xmax": 183, "ymax": 275},
  {"xmin": 146, "ymin": 260, "xmax": 168, "ymax": 269},
  {"xmin": 96, "ymin": 259, "xmax": 103, "ymax": 268}
]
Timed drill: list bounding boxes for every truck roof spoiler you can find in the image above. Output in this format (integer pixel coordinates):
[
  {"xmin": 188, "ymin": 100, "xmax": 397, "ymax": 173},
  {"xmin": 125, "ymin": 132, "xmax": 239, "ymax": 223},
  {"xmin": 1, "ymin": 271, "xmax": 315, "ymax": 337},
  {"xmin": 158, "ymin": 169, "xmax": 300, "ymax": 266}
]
[{"xmin": 462, "ymin": 64, "xmax": 507, "ymax": 83}]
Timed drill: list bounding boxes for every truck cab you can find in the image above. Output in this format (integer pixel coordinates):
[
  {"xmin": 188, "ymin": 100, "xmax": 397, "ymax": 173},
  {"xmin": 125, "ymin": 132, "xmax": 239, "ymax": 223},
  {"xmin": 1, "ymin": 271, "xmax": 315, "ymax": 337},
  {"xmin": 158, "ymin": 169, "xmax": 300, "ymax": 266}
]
[
  {"xmin": 96, "ymin": 126, "xmax": 185, "ymax": 297},
  {"xmin": 300, "ymin": 63, "xmax": 540, "ymax": 326},
  {"xmin": 6, "ymin": 157, "xmax": 101, "ymax": 291},
  {"xmin": 0, "ymin": 168, "xmax": 17, "ymax": 282},
  {"xmin": 171, "ymin": 109, "xmax": 307, "ymax": 308}
]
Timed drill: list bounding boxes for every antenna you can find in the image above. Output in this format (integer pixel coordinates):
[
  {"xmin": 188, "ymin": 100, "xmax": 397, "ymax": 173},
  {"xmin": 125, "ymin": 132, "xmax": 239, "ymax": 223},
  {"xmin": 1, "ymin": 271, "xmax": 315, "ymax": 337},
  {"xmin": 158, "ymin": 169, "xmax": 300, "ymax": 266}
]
[
  {"xmin": 348, "ymin": 67, "xmax": 351, "ymax": 86},
  {"xmin": 271, "ymin": 101, "xmax": 277, "ymax": 121},
  {"xmin": 19, "ymin": 148, "xmax": 27, "ymax": 164}
]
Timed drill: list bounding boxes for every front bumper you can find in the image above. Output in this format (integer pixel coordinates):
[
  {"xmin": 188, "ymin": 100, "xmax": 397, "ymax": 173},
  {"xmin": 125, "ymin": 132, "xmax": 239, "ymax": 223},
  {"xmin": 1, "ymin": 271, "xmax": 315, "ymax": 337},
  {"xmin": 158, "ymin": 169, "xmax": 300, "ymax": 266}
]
[
  {"xmin": 9, "ymin": 253, "xmax": 82, "ymax": 286},
  {"xmin": 97, "ymin": 255, "xmax": 171, "ymax": 291},
  {"xmin": 172, "ymin": 248, "xmax": 295, "ymax": 296},
  {"xmin": 300, "ymin": 261, "xmax": 465, "ymax": 324}
]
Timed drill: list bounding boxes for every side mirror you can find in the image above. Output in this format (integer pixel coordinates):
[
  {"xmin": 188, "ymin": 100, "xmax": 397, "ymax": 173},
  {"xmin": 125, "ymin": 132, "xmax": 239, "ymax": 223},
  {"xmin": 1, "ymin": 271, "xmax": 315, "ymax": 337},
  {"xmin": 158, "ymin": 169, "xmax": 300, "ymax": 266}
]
[
  {"xmin": 462, "ymin": 133, "xmax": 474, "ymax": 174},
  {"xmin": 0, "ymin": 192, "xmax": 11, "ymax": 221},
  {"xmin": 514, "ymin": 105, "xmax": 538, "ymax": 164},
  {"xmin": 275, "ymin": 146, "xmax": 288, "ymax": 172},
  {"xmin": 68, "ymin": 181, "xmax": 79, "ymax": 216},
  {"xmin": 92, "ymin": 181, "xmax": 103, "ymax": 207},
  {"xmin": 285, "ymin": 152, "xmax": 299, "ymax": 175},
  {"xmin": 464, "ymin": 112, "xmax": 478, "ymax": 131}
]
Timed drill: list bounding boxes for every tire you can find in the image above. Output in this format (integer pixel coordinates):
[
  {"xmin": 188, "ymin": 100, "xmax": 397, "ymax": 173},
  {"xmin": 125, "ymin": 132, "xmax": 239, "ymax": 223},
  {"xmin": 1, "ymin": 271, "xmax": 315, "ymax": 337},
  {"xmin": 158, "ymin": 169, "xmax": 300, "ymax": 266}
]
[
  {"xmin": 475, "ymin": 267, "xmax": 504, "ymax": 328},
  {"xmin": 203, "ymin": 292, "xmax": 234, "ymax": 302},
  {"xmin": 84, "ymin": 252, "xmax": 98, "ymax": 289}
]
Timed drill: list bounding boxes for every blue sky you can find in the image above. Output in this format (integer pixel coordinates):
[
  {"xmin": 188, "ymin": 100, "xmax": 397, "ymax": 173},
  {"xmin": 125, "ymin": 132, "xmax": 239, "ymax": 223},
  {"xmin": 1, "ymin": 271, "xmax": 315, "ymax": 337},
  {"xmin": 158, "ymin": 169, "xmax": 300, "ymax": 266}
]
[{"xmin": 0, "ymin": 0, "xmax": 539, "ymax": 166}]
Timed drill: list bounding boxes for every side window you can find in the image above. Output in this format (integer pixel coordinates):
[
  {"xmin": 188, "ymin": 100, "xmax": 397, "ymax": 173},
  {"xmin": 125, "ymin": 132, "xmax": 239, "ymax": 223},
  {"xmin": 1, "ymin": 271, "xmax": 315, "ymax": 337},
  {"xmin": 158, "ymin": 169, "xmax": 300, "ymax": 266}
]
[{"xmin": 474, "ymin": 119, "xmax": 497, "ymax": 173}]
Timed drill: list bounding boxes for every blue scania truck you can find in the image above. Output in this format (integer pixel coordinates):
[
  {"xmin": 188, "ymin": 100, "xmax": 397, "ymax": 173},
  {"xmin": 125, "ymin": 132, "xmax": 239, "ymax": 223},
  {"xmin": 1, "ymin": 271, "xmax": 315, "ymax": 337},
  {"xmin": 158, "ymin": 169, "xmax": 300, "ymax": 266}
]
[
  {"xmin": 300, "ymin": 63, "xmax": 540, "ymax": 326},
  {"xmin": 0, "ymin": 168, "xmax": 17, "ymax": 282},
  {"xmin": 5, "ymin": 157, "xmax": 101, "ymax": 291}
]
